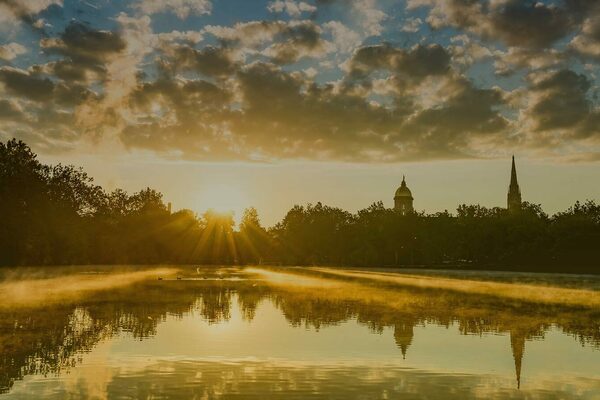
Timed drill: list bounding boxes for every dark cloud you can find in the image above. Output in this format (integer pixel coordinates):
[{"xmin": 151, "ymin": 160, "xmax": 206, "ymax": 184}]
[
  {"xmin": 488, "ymin": 0, "xmax": 573, "ymax": 48},
  {"xmin": 266, "ymin": 21, "xmax": 328, "ymax": 64},
  {"xmin": 401, "ymin": 78, "xmax": 508, "ymax": 157},
  {"xmin": 420, "ymin": 0, "xmax": 593, "ymax": 49},
  {"xmin": 60, "ymin": 21, "xmax": 126, "ymax": 55},
  {"xmin": 342, "ymin": 43, "xmax": 451, "ymax": 100},
  {"xmin": 0, "ymin": 0, "xmax": 55, "ymax": 32},
  {"xmin": 122, "ymin": 76, "xmax": 236, "ymax": 157},
  {"xmin": 118, "ymin": 57, "xmax": 511, "ymax": 162},
  {"xmin": 1, "ymin": 2, "xmax": 597, "ymax": 162},
  {"xmin": 0, "ymin": 98, "xmax": 23, "ymax": 120},
  {"xmin": 225, "ymin": 62, "xmax": 401, "ymax": 160},
  {"xmin": 529, "ymin": 69, "xmax": 590, "ymax": 132},
  {"xmin": 524, "ymin": 69, "xmax": 600, "ymax": 140},
  {"xmin": 0, "ymin": 66, "xmax": 98, "ymax": 107},
  {"xmin": 569, "ymin": 4, "xmax": 600, "ymax": 60},
  {"xmin": 48, "ymin": 60, "xmax": 91, "ymax": 82},
  {"xmin": 53, "ymin": 82, "xmax": 98, "ymax": 106},
  {"xmin": 204, "ymin": 20, "xmax": 330, "ymax": 65},
  {"xmin": 348, "ymin": 44, "xmax": 450, "ymax": 82},
  {"xmin": 41, "ymin": 21, "xmax": 126, "ymax": 82},
  {"xmin": 121, "ymin": 61, "xmax": 400, "ymax": 160},
  {"xmin": 131, "ymin": 78, "xmax": 231, "ymax": 110},
  {"xmin": 0, "ymin": 67, "xmax": 55, "ymax": 101},
  {"xmin": 167, "ymin": 45, "xmax": 238, "ymax": 77}
]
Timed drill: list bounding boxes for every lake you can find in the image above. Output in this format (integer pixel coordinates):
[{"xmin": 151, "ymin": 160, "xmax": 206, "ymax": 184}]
[{"xmin": 1, "ymin": 266, "xmax": 599, "ymax": 399}]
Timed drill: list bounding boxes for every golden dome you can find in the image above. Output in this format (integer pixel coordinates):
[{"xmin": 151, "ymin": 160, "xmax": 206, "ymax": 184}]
[{"xmin": 395, "ymin": 176, "xmax": 413, "ymax": 198}]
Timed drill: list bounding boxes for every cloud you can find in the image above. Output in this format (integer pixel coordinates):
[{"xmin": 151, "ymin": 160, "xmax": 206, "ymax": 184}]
[
  {"xmin": 0, "ymin": 0, "xmax": 62, "ymax": 30},
  {"xmin": 449, "ymin": 35, "xmax": 494, "ymax": 68},
  {"xmin": 82, "ymin": 13, "xmax": 154, "ymax": 136},
  {"xmin": 0, "ymin": 42, "xmax": 27, "ymax": 60},
  {"xmin": 0, "ymin": 66, "xmax": 98, "ymax": 107},
  {"xmin": 204, "ymin": 21, "xmax": 283, "ymax": 48},
  {"xmin": 204, "ymin": 20, "xmax": 332, "ymax": 65},
  {"xmin": 155, "ymin": 30, "xmax": 204, "ymax": 45},
  {"xmin": 1, "ymin": 1, "xmax": 598, "ymax": 163},
  {"xmin": 40, "ymin": 21, "xmax": 126, "ymax": 82},
  {"xmin": 353, "ymin": 0, "xmax": 387, "ymax": 37},
  {"xmin": 493, "ymin": 47, "xmax": 565, "ymax": 76},
  {"xmin": 413, "ymin": 0, "xmax": 587, "ymax": 49},
  {"xmin": 262, "ymin": 21, "xmax": 331, "ymax": 64},
  {"xmin": 164, "ymin": 45, "xmax": 238, "ymax": 77},
  {"xmin": 133, "ymin": 0, "xmax": 211, "ymax": 19},
  {"xmin": 122, "ymin": 76, "xmax": 234, "ymax": 157},
  {"xmin": 569, "ymin": 5, "xmax": 600, "ymax": 60},
  {"xmin": 345, "ymin": 43, "xmax": 451, "ymax": 89},
  {"xmin": 267, "ymin": 0, "xmax": 317, "ymax": 17},
  {"xmin": 401, "ymin": 17, "xmax": 422, "ymax": 33},
  {"xmin": 115, "ymin": 51, "xmax": 512, "ymax": 162},
  {"xmin": 0, "ymin": 98, "xmax": 23, "ymax": 120},
  {"xmin": 402, "ymin": 77, "xmax": 508, "ymax": 148},
  {"xmin": 317, "ymin": 0, "xmax": 387, "ymax": 38},
  {"xmin": 524, "ymin": 69, "xmax": 596, "ymax": 135},
  {"xmin": 323, "ymin": 21, "xmax": 361, "ymax": 53},
  {"xmin": 0, "ymin": 67, "xmax": 55, "ymax": 101}
]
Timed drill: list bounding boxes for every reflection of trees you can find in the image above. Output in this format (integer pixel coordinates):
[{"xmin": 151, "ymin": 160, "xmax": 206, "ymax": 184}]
[
  {"xmin": 0, "ymin": 279, "xmax": 250, "ymax": 393},
  {"xmin": 196, "ymin": 286, "xmax": 233, "ymax": 323},
  {"xmin": 260, "ymin": 274, "xmax": 600, "ymax": 389},
  {"xmin": 0, "ymin": 305, "xmax": 112, "ymax": 394},
  {"xmin": 1, "ymin": 268, "xmax": 599, "ymax": 394}
]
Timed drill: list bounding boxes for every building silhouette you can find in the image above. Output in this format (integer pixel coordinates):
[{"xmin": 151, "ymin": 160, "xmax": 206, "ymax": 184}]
[
  {"xmin": 393, "ymin": 157, "xmax": 521, "ymax": 215},
  {"xmin": 394, "ymin": 176, "xmax": 414, "ymax": 215},
  {"xmin": 507, "ymin": 156, "xmax": 522, "ymax": 213},
  {"xmin": 393, "ymin": 320, "xmax": 415, "ymax": 359}
]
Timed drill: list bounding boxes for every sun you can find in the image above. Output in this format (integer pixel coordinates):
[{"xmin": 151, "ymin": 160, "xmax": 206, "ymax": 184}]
[{"xmin": 196, "ymin": 184, "xmax": 248, "ymax": 222}]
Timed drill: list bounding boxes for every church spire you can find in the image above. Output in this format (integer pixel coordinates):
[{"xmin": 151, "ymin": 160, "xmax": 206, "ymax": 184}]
[
  {"xmin": 507, "ymin": 156, "xmax": 522, "ymax": 213},
  {"xmin": 510, "ymin": 331, "xmax": 525, "ymax": 389},
  {"xmin": 510, "ymin": 155, "xmax": 518, "ymax": 187}
]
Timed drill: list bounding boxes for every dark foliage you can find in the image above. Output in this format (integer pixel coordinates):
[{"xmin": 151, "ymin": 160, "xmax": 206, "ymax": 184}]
[{"xmin": 1, "ymin": 139, "xmax": 598, "ymax": 272}]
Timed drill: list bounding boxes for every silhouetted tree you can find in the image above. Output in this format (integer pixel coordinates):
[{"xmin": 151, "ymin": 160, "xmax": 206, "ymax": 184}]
[
  {"xmin": 0, "ymin": 138, "xmax": 598, "ymax": 272},
  {"xmin": 238, "ymin": 207, "xmax": 271, "ymax": 264}
]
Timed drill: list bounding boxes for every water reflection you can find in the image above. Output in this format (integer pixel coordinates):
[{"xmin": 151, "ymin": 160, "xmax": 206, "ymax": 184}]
[{"xmin": 1, "ymin": 266, "xmax": 599, "ymax": 399}]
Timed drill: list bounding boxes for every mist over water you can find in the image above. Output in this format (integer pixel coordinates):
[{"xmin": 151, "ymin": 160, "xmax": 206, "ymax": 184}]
[{"xmin": 1, "ymin": 266, "xmax": 599, "ymax": 399}]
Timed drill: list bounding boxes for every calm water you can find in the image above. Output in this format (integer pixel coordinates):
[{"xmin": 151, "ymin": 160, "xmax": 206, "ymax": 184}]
[{"xmin": 1, "ymin": 266, "xmax": 599, "ymax": 399}]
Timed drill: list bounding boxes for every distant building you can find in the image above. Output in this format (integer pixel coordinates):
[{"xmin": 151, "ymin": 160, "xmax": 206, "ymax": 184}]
[
  {"xmin": 393, "ymin": 157, "xmax": 519, "ymax": 214},
  {"xmin": 507, "ymin": 156, "xmax": 522, "ymax": 213},
  {"xmin": 394, "ymin": 176, "xmax": 414, "ymax": 215}
]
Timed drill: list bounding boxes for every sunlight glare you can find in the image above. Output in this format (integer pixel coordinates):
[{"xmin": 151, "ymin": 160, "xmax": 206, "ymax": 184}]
[{"xmin": 196, "ymin": 184, "xmax": 249, "ymax": 223}]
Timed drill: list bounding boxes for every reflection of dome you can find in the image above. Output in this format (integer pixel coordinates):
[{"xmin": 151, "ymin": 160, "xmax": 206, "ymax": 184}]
[{"xmin": 395, "ymin": 176, "xmax": 413, "ymax": 199}]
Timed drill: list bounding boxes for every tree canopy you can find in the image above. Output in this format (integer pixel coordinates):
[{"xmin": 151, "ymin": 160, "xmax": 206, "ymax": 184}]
[{"xmin": 1, "ymin": 139, "xmax": 598, "ymax": 273}]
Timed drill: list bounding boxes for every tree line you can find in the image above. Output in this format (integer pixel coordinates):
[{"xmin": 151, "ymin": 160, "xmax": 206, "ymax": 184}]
[{"xmin": 1, "ymin": 139, "xmax": 598, "ymax": 272}]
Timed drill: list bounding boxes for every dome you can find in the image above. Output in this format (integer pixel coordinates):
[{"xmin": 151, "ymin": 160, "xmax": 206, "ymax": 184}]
[{"xmin": 395, "ymin": 176, "xmax": 413, "ymax": 198}]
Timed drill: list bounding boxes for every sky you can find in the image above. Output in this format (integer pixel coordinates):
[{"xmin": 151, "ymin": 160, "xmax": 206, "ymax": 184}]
[{"xmin": 1, "ymin": 0, "xmax": 599, "ymax": 225}]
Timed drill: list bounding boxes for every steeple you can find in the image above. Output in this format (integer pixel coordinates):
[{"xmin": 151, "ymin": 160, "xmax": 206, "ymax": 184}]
[
  {"xmin": 507, "ymin": 156, "xmax": 522, "ymax": 213},
  {"xmin": 510, "ymin": 331, "xmax": 525, "ymax": 389},
  {"xmin": 511, "ymin": 156, "xmax": 517, "ymax": 184}
]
